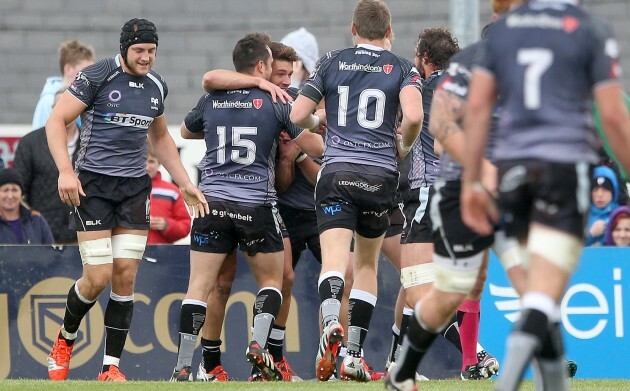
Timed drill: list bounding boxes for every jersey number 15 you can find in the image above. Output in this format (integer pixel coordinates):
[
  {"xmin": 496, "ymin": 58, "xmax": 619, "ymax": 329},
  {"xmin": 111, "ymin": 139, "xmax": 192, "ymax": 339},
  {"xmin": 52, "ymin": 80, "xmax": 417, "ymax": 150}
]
[{"xmin": 216, "ymin": 126, "xmax": 257, "ymax": 165}]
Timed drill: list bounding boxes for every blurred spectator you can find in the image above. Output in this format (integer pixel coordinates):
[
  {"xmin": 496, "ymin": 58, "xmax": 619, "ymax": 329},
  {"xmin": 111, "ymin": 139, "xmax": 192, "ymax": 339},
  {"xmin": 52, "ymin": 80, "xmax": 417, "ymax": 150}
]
[
  {"xmin": 605, "ymin": 206, "xmax": 630, "ymax": 246},
  {"xmin": 14, "ymin": 88, "xmax": 78, "ymax": 244},
  {"xmin": 0, "ymin": 168, "xmax": 54, "ymax": 245},
  {"xmin": 281, "ymin": 27, "xmax": 319, "ymax": 89},
  {"xmin": 146, "ymin": 145, "xmax": 191, "ymax": 244},
  {"xmin": 0, "ymin": 157, "xmax": 4, "ymax": 171},
  {"xmin": 32, "ymin": 40, "xmax": 94, "ymax": 129},
  {"xmin": 586, "ymin": 165, "xmax": 619, "ymax": 246}
]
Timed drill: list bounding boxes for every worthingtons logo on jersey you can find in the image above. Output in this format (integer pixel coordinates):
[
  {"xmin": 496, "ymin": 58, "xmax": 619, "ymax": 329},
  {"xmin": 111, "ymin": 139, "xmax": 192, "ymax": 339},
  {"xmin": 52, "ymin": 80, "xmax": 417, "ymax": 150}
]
[
  {"xmin": 338, "ymin": 62, "xmax": 384, "ymax": 73},
  {"xmin": 103, "ymin": 113, "xmax": 154, "ymax": 128},
  {"xmin": 212, "ymin": 100, "xmax": 253, "ymax": 109},
  {"xmin": 506, "ymin": 13, "xmax": 580, "ymax": 33}
]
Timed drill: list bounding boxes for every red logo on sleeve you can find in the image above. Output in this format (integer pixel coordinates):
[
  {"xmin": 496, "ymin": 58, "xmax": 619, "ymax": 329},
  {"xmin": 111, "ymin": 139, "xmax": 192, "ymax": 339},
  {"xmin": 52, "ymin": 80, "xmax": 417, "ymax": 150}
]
[
  {"xmin": 610, "ymin": 60, "xmax": 621, "ymax": 79},
  {"xmin": 383, "ymin": 64, "xmax": 393, "ymax": 75},
  {"xmin": 562, "ymin": 16, "xmax": 579, "ymax": 33},
  {"xmin": 253, "ymin": 99, "xmax": 263, "ymax": 109}
]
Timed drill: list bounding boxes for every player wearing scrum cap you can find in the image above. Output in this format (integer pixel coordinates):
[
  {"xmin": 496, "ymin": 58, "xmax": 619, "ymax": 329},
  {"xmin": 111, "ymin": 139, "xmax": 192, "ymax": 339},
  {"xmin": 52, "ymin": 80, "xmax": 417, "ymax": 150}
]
[{"xmin": 46, "ymin": 18, "xmax": 207, "ymax": 382}]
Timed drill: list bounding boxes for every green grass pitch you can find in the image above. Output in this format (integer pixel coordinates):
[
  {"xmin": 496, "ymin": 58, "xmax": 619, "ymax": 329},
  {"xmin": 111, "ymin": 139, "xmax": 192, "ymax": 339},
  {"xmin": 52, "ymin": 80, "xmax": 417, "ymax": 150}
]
[{"xmin": 1, "ymin": 379, "xmax": 630, "ymax": 390}]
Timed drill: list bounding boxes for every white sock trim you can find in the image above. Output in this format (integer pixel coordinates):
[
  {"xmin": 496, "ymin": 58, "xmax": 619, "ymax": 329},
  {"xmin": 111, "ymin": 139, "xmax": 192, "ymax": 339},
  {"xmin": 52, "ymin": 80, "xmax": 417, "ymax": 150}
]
[
  {"xmin": 270, "ymin": 327, "xmax": 285, "ymax": 340},
  {"xmin": 402, "ymin": 306, "xmax": 414, "ymax": 316},
  {"xmin": 349, "ymin": 289, "xmax": 377, "ymax": 306},
  {"xmin": 318, "ymin": 270, "xmax": 345, "ymax": 287},
  {"xmin": 259, "ymin": 286, "xmax": 283, "ymax": 299},
  {"xmin": 522, "ymin": 291, "xmax": 558, "ymax": 322},
  {"xmin": 61, "ymin": 327, "xmax": 78, "ymax": 341},
  {"xmin": 182, "ymin": 298, "xmax": 207, "ymax": 308},
  {"xmin": 392, "ymin": 324, "xmax": 400, "ymax": 335},
  {"xmin": 110, "ymin": 291, "xmax": 134, "ymax": 302},
  {"xmin": 103, "ymin": 355, "xmax": 120, "ymax": 367},
  {"xmin": 74, "ymin": 282, "xmax": 95, "ymax": 304}
]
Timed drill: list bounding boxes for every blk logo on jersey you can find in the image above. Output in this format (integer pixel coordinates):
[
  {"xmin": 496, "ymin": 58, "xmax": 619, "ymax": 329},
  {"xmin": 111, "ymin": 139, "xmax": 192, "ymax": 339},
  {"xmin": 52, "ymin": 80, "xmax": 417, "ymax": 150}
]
[
  {"xmin": 253, "ymin": 99, "xmax": 263, "ymax": 109},
  {"xmin": 383, "ymin": 64, "xmax": 393, "ymax": 75},
  {"xmin": 129, "ymin": 81, "xmax": 144, "ymax": 89}
]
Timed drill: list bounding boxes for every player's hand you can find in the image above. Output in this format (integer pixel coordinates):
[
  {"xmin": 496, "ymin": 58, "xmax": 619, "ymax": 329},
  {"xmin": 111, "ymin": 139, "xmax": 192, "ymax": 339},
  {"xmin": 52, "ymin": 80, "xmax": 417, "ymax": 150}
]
[
  {"xmin": 150, "ymin": 216, "xmax": 168, "ymax": 231},
  {"xmin": 461, "ymin": 181, "xmax": 499, "ymax": 236},
  {"xmin": 480, "ymin": 159, "xmax": 498, "ymax": 197},
  {"xmin": 396, "ymin": 133, "xmax": 412, "ymax": 161},
  {"xmin": 278, "ymin": 130, "xmax": 302, "ymax": 161},
  {"xmin": 180, "ymin": 184, "xmax": 209, "ymax": 218},
  {"xmin": 58, "ymin": 170, "xmax": 85, "ymax": 207},
  {"xmin": 258, "ymin": 79, "xmax": 293, "ymax": 104},
  {"xmin": 589, "ymin": 219, "xmax": 606, "ymax": 238},
  {"xmin": 309, "ymin": 109, "xmax": 327, "ymax": 135}
]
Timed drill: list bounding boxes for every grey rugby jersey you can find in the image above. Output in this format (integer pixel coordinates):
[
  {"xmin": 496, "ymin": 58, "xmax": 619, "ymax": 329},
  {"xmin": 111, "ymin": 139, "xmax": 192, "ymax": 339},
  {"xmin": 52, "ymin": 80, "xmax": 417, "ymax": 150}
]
[
  {"xmin": 300, "ymin": 44, "xmax": 420, "ymax": 172},
  {"xmin": 69, "ymin": 55, "xmax": 167, "ymax": 177},
  {"xmin": 185, "ymin": 88, "xmax": 305, "ymax": 205},
  {"xmin": 477, "ymin": 1, "xmax": 620, "ymax": 164},
  {"xmin": 436, "ymin": 42, "xmax": 484, "ymax": 182},
  {"xmin": 278, "ymin": 87, "xmax": 319, "ymax": 211},
  {"xmin": 436, "ymin": 40, "xmax": 532, "ymax": 181},
  {"xmin": 408, "ymin": 71, "xmax": 441, "ymax": 189}
]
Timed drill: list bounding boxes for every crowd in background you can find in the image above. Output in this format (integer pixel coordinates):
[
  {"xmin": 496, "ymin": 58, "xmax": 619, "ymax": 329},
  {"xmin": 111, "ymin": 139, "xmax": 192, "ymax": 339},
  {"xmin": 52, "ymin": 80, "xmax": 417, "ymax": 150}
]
[
  {"xmin": 1, "ymin": 36, "xmax": 630, "ymax": 248},
  {"xmin": 0, "ymin": 39, "xmax": 191, "ymax": 245}
]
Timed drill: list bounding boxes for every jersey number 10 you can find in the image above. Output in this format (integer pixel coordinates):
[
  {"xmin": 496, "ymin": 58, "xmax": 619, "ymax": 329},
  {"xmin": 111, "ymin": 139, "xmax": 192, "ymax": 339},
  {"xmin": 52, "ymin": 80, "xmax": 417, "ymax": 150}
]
[{"xmin": 338, "ymin": 85, "xmax": 386, "ymax": 129}]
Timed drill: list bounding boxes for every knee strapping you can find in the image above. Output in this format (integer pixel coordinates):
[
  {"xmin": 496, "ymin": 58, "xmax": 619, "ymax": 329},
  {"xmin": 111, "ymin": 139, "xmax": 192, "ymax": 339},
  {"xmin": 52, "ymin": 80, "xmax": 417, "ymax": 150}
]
[
  {"xmin": 493, "ymin": 230, "xmax": 525, "ymax": 270},
  {"xmin": 400, "ymin": 263, "xmax": 435, "ymax": 289},
  {"xmin": 528, "ymin": 228, "xmax": 581, "ymax": 273},
  {"xmin": 433, "ymin": 252, "xmax": 484, "ymax": 294},
  {"xmin": 79, "ymin": 238, "xmax": 113, "ymax": 265},
  {"xmin": 112, "ymin": 234, "xmax": 147, "ymax": 260}
]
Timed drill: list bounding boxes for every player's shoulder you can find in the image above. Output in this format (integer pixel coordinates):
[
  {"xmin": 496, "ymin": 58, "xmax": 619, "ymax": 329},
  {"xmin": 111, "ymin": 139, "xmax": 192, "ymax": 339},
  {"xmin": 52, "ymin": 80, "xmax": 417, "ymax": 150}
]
[
  {"xmin": 21, "ymin": 127, "xmax": 45, "ymax": 143},
  {"xmin": 76, "ymin": 57, "xmax": 119, "ymax": 85},
  {"xmin": 287, "ymin": 86, "xmax": 300, "ymax": 100},
  {"xmin": 323, "ymin": 48, "xmax": 346, "ymax": 60},
  {"xmin": 579, "ymin": 9, "xmax": 614, "ymax": 39},
  {"xmin": 315, "ymin": 48, "xmax": 345, "ymax": 70},
  {"xmin": 147, "ymin": 69, "xmax": 167, "ymax": 90},
  {"xmin": 451, "ymin": 41, "xmax": 483, "ymax": 67},
  {"xmin": 389, "ymin": 52, "xmax": 415, "ymax": 71}
]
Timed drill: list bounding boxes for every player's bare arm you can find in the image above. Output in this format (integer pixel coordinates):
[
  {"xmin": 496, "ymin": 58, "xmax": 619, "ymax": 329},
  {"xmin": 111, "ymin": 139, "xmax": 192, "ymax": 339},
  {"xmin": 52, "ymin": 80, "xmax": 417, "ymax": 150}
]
[
  {"xmin": 180, "ymin": 121, "xmax": 204, "ymax": 140},
  {"xmin": 292, "ymin": 130, "xmax": 324, "ymax": 158},
  {"xmin": 148, "ymin": 116, "xmax": 209, "ymax": 217},
  {"xmin": 46, "ymin": 90, "xmax": 87, "ymax": 206},
  {"xmin": 275, "ymin": 131, "xmax": 299, "ymax": 193},
  {"xmin": 290, "ymin": 95, "xmax": 324, "ymax": 130},
  {"xmin": 296, "ymin": 155, "xmax": 321, "ymax": 186},
  {"xmin": 397, "ymin": 85, "xmax": 423, "ymax": 160},
  {"xmin": 429, "ymin": 89, "xmax": 466, "ymax": 161},
  {"xmin": 595, "ymin": 83, "xmax": 630, "ymax": 174},
  {"xmin": 461, "ymin": 69, "xmax": 497, "ymax": 185},
  {"xmin": 202, "ymin": 69, "xmax": 291, "ymax": 103},
  {"xmin": 460, "ymin": 70, "xmax": 498, "ymax": 235},
  {"xmin": 433, "ymin": 138, "xmax": 443, "ymax": 156}
]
